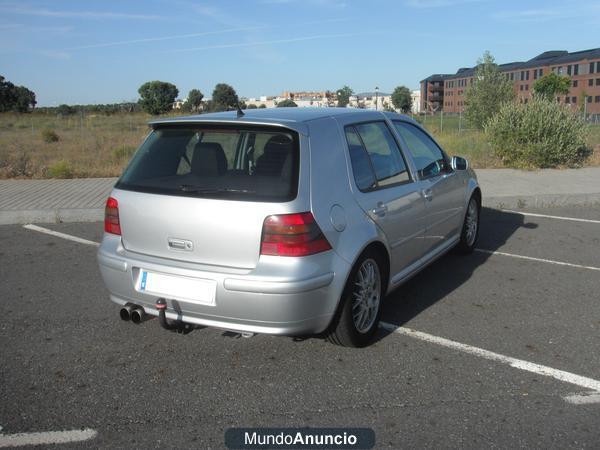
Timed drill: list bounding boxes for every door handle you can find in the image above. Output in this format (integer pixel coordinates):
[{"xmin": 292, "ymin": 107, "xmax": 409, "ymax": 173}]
[
  {"xmin": 371, "ymin": 202, "xmax": 388, "ymax": 217},
  {"xmin": 422, "ymin": 189, "xmax": 433, "ymax": 201}
]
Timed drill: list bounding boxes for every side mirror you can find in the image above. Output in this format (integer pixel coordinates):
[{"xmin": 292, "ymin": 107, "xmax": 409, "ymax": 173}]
[{"xmin": 451, "ymin": 156, "xmax": 469, "ymax": 171}]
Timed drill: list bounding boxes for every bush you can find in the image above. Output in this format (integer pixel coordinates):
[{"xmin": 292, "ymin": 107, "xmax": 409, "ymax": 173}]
[
  {"xmin": 41, "ymin": 128, "xmax": 59, "ymax": 143},
  {"xmin": 47, "ymin": 160, "xmax": 73, "ymax": 178},
  {"xmin": 485, "ymin": 99, "xmax": 590, "ymax": 168},
  {"xmin": 112, "ymin": 145, "xmax": 136, "ymax": 160}
]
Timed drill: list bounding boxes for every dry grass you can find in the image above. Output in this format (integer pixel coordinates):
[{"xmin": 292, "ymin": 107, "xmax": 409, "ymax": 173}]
[
  {"xmin": 0, "ymin": 112, "xmax": 155, "ymax": 179},
  {"xmin": 0, "ymin": 111, "xmax": 599, "ymax": 179}
]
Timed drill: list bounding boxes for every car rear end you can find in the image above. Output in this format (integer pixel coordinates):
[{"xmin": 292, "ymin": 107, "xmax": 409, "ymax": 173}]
[{"xmin": 97, "ymin": 116, "xmax": 351, "ymax": 335}]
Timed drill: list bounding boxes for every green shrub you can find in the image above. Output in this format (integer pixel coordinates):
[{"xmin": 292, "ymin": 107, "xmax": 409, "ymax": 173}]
[
  {"xmin": 41, "ymin": 128, "xmax": 59, "ymax": 143},
  {"xmin": 112, "ymin": 145, "xmax": 136, "ymax": 160},
  {"xmin": 47, "ymin": 160, "xmax": 73, "ymax": 178},
  {"xmin": 485, "ymin": 99, "xmax": 590, "ymax": 168}
]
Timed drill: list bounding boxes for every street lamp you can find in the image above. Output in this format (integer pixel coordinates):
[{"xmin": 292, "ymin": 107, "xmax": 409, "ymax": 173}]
[{"xmin": 375, "ymin": 86, "xmax": 379, "ymax": 111}]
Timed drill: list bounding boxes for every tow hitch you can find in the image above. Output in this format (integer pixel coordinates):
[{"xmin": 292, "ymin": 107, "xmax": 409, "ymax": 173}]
[{"xmin": 155, "ymin": 298, "xmax": 192, "ymax": 334}]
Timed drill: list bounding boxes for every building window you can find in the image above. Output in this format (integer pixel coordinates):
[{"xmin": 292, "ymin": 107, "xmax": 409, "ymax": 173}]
[
  {"xmin": 573, "ymin": 80, "xmax": 578, "ymax": 87},
  {"xmin": 565, "ymin": 96, "xmax": 570, "ymax": 103},
  {"xmin": 572, "ymin": 96, "xmax": 577, "ymax": 103},
  {"xmin": 596, "ymin": 78, "xmax": 600, "ymax": 86},
  {"xmin": 595, "ymin": 96, "xmax": 600, "ymax": 103},
  {"xmin": 510, "ymin": 73, "xmax": 514, "ymax": 81},
  {"xmin": 589, "ymin": 79, "xmax": 594, "ymax": 87},
  {"xmin": 588, "ymin": 96, "xmax": 592, "ymax": 103},
  {"xmin": 525, "ymin": 85, "xmax": 529, "ymax": 91},
  {"xmin": 574, "ymin": 64, "xmax": 579, "ymax": 76},
  {"xmin": 519, "ymin": 85, "xmax": 524, "ymax": 91},
  {"xmin": 567, "ymin": 65, "xmax": 572, "ymax": 75},
  {"xmin": 591, "ymin": 62, "xmax": 596, "ymax": 74},
  {"xmin": 526, "ymin": 71, "xmax": 530, "ymax": 80},
  {"xmin": 597, "ymin": 61, "xmax": 600, "ymax": 72}
]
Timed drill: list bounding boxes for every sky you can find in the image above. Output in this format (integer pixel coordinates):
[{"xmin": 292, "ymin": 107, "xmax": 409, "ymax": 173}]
[{"xmin": 1, "ymin": 0, "xmax": 599, "ymax": 106}]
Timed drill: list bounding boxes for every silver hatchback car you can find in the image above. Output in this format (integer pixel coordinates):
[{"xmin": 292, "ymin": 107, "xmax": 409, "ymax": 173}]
[{"xmin": 98, "ymin": 108, "xmax": 480, "ymax": 347}]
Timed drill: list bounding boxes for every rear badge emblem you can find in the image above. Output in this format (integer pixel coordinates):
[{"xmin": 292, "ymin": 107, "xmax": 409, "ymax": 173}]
[{"xmin": 168, "ymin": 238, "xmax": 194, "ymax": 251}]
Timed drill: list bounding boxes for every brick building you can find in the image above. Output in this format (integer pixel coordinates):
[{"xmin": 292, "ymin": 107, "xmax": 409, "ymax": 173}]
[{"xmin": 420, "ymin": 48, "xmax": 600, "ymax": 115}]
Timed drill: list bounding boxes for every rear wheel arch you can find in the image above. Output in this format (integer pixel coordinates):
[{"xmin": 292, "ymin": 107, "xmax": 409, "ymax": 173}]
[{"xmin": 326, "ymin": 241, "xmax": 389, "ymax": 347}]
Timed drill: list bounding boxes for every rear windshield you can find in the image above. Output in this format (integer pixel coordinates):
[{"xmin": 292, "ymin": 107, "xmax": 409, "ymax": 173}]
[{"xmin": 116, "ymin": 125, "xmax": 299, "ymax": 202}]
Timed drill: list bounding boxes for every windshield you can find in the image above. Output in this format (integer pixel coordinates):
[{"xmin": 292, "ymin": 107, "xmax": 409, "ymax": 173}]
[{"xmin": 116, "ymin": 125, "xmax": 299, "ymax": 202}]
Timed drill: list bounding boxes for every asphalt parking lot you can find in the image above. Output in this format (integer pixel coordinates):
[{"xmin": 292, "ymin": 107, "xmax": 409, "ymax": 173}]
[{"xmin": 1, "ymin": 206, "xmax": 599, "ymax": 449}]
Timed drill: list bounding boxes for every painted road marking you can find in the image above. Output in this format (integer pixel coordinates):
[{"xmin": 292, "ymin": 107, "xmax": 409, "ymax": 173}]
[
  {"xmin": 23, "ymin": 224, "xmax": 100, "ymax": 247},
  {"xmin": 563, "ymin": 392, "xmax": 600, "ymax": 405},
  {"xmin": 475, "ymin": 248, "xmax": 600, "ymax": 272},
  {"xmin": 502, "ymin": 210, "xmax": 600, "ymax": 224},
  {"xmin": 380, "ymin": 322, "xmax": 600, "ymax": 404},
  {"xmin": 0, "ymin": 428, "xmax": 97, "ymax": 448}
]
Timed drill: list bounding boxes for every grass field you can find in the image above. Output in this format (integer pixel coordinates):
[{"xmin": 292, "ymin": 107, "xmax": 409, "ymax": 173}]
[{"xmin": 0, "ymin": 111, "xmax": 599, "ymax": 179}]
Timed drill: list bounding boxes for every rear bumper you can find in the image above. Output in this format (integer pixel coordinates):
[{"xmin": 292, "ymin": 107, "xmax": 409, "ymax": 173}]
[{"xmin": 97, "ymin": 234, "xmax": 351, "ymax": 335}]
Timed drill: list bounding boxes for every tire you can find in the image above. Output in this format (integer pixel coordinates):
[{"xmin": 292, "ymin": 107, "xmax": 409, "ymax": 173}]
[
  {"xmin": 326, "ymin": 250, "xmax": 384, "ymax": 347},
  {"xmin": 454, "ymin": 194, "xmax": 480, "ymax": 254}
]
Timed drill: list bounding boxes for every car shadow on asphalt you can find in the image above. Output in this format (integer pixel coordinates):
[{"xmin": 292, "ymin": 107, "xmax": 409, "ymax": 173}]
[{"xmin": 375, "ymin": 207, "xmax": 538, "ymax": 344}]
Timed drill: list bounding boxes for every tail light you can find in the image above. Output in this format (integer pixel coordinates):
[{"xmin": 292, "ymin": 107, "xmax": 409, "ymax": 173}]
[
  {"xmin": 260, "ymin": 212, "xmax": 331, "ymax": 257},
  {"xmin": 104, "ymin": 196, "xmax": 121, "ymax": 235}
]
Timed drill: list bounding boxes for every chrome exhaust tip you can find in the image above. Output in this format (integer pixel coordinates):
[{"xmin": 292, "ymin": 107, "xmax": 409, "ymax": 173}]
[{"xmin": 119, "ymin": 305, "xmax": 134, "ymax": 321}]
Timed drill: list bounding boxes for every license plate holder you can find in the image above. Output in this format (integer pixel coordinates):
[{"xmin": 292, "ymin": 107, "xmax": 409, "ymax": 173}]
[{"xmin": 136, "ymin": 269, "xmax": 216, "ymax": 306}]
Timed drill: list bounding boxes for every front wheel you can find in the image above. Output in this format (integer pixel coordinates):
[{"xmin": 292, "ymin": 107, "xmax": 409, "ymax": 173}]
[
  {"xmin": 455, "ymin": 194, "xmax": 480, "ymax": 254},
  {"xmin": 327, "ymin": 252, "xmax": 384, "ymax": 347}
]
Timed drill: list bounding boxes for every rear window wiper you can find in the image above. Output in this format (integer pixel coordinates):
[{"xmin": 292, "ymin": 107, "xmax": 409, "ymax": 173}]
[{"xmin": 178, "ymin": 185, "xmax": 256, "ymax": 194}]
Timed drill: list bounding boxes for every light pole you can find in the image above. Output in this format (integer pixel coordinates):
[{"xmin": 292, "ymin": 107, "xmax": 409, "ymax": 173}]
[{"xmin": 375, "ymin": 86, "xmax": 379, "ymax": 111}]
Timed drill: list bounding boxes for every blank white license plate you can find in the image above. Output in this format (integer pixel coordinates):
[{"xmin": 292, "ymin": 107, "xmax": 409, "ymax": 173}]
[{"xmin": 136, "ymin": 270, "xmax": 217, "ymax": 306}]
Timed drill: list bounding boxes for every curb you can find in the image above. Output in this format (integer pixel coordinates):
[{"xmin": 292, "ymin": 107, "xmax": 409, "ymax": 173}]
[
  {"xmin": 0, "ymin": 208, "xmax": 104, "ymax": 225},
  {"xmin": 484, "ymin": 193, "xmax": 600, "ymax": 210}
]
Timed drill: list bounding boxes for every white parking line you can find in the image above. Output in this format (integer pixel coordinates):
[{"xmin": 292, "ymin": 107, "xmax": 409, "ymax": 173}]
[
  {"xmin": 563, "ymin": 392, "xmax": 600, "ymax": 405},
  {"xmin": 502, "ymin": 210, "xmax": 600, "ymax": 224},
  {"xmin": 380, "ymin": 322, "xmax": 600, "ymax": 404},
  {"xmin": 0, "ymin": 428, "xmax": 97, "ymax": 448},
  {"xmin": 23, "ymin": 224, "xmax": 100, "ymax": 247},
  {"xmin": 474, "ymin": 248, "xmax": 600, "ymax": 272}
]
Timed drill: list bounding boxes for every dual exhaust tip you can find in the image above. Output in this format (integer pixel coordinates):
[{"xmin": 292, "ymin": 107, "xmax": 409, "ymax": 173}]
[{"xmin": 119, "ymin": 304, "xmax": 147, "ymax": 324}]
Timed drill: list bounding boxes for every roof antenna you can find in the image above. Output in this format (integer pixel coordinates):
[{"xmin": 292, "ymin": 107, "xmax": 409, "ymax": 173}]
[{"xmin": 236, "ymin": 102, "xmax": 245, "ymax": 118}]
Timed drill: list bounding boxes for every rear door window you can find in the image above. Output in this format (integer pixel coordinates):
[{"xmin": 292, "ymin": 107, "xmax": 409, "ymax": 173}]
[
  {"xmin": 344, "ymin": 121, "xmax": 410, "ymax": 191},
  {"xmin": 117, "ymin": 125, "xmax": 298, "ymax": 202}
]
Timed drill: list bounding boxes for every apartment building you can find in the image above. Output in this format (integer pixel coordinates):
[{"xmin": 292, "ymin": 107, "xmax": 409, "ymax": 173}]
[{"xmin": 420, "ymin": 48, "xmax": 600, "ymax": 115}]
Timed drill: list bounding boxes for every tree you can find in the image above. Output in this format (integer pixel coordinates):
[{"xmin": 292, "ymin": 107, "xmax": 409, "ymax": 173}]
[
  {"xmin": 138, "ymin": 81, "xmax": 179, "ymax": 115},
  {"xmin": 12, "ymin": 86, "xmax": 36, "ymax": 112},
  {"xmin": 464, "ymin": 51, "xmax": 515, "ymax": 129},
  {"xmin": 382, "ymin": 101, "xmax": 395, "ymax": 112},
  {"xmin": 56, "ymin": 104, "xmax": 76, "ymax": 116},
  {"xmin": 1, "ymin": 75, "xmax": 36, "ymax": 113},
  {"xmin": 187, "ymin": 89, "xmax": 204, "ymax": 112},
  {"xmin": 246, "ymin": 104, "xmax": 258, "ymax": 109},
  {"xmin": 391, "ymin": 86, "xmax": 412, "ymax": 112},
  {"xmin": 324, "ymin": 90, "xmax": 335, "ymax": 107},
  {"xmin": 211, "ymin": 83, "xmax": 239, "ymax": 111},
  {"xmin": 258, "ymin": 104, "xmax": 267, "ymax": 109},
  {"xmin": 277, "ymin": 99, "xmax": 297, "ymax": 107},
  {"xmin": 0, "ymin": 76, "xmax": 17, "ymax": 112},
  {"xmin": 336, "ymin": 85, "xmax": 353, "ymax": 107},
  {"xmin": 533, "ymin": 72, "xmax": 571, "ymax": 100}
]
